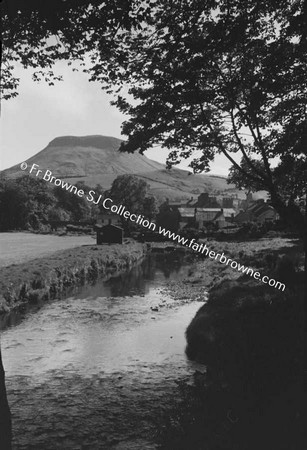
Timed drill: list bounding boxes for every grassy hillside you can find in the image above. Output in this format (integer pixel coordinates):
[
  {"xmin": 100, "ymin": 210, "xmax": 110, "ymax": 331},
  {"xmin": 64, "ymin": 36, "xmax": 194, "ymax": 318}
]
[{"xmin": 1, "ymin": 135, "xmax": 258, "ymax": 201}]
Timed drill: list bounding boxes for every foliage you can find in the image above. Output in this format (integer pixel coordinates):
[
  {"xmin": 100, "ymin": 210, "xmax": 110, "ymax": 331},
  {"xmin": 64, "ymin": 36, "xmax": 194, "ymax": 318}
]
[
  {"xmin": 142, "ymin": 195, "xmax": 159, "ymax": 220},
  {"xmin": 105, "ymin": 175, "xmax": 158, "ymax": 227},
  {"xmin": 0, "ymin": 175, "xmax": 55, "ymax": 230},
  {"xmin": 2, "ymin": 0, "xmax": 307, "ymax": 239},
  {"xmin": 228, "ymin": 159, "xmax": 266, "ymax": 193},
  {"xmin": 48, "ymin": 207, "xmax": 70, "ymax": 223},
  {"xmin": 1, "ymin": 0, "xmax": 152, "ymax": 100},
  {"xmin": 0, "ymin": 176, "xmax": 102, "ymax": 231},
  {"xmin": 0, "ymin": 178, "xmax": 28, "ymax": 230},
  {"xmin": 53, "ymin": 181, "xmax": 92, "ymax": 222},
  {"xmin": 0, "ymin": 173, "xmax": 157, "ymax": 232},
  {"xmin": 156, "ymin": 200, "xmax": 181, "ymax": 232},
  {"xmin": 85, "ymin": 0, "xmax": 307, "ymax": 239}
]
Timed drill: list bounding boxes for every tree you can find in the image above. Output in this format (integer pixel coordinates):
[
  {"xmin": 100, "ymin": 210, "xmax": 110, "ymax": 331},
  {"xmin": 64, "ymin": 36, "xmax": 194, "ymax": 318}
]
[
  {"xmin": 156, "ymin": 202, "xmax": 181, "ymax": 232},
  {"xmin": 105, "ymin": 175, "xmax": 158, "ymax": 228},
  {"xmin": 5, "ymin": 0, "xmax": 305, "ymax": 237},
  {"xmin": 0, "ymin": 0, "xmax": 152, "ymax": 100},
  {"xmin": 13, "ymin": 0, "xmax": 303, "ymax": 363},
  {"xmin": 2, "ymin": 1, "xmax": 307, "ymax": 237},
  {"xmin": 53, "ymin": 181, "xmax": 92, "ymax": 222},
  {"xmin": 0, "ymin": 348, "xmax": 11, "ymax": 450},
  {"xmin": 1, "ymin": 4, "xmax": 143, "ymax": 445},
  {"xmin": 142, "ymin": 195, "xmax": 159, "ymax": 221},
  {"xmin": 1, "ymin": 0, "xmax": 307, "ymax": 442},
  {"xmin": 2, "ymin": 0, "xmax": 306, "ymax": 274},
  {"xmin": 83, "ymin": 0, "xmax": 307, "ymax": 330},
  {"xmin": 92, "ymin": 0, "xmax": 306, "ymax": 242},
  {"xmin": 0, "ymin": 176, "xmax": 56, "ymax": 230},
  {"xmin": 0, "ymin": 179, "xmax": 28, "ymax": 230}
]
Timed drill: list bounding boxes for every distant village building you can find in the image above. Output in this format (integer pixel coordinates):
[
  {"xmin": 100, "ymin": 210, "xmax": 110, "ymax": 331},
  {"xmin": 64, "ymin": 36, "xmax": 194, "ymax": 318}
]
[
  {"xmin": 195, "ymin": 208, "xmax": 236, "ymax": 229},
  {"xmin": 222, "ymin": 197, "xmax": 234, "ymax": 208},
  {"xmin": 239, "ymin": 192, "xmax": 254, "ymax": 211},
  {"xmin": 97, "ymin": 211, "xmax": 121, "ymax": 227},
  {"xmin": 194, "ymin": 193, "xmax": 220, "ymax": 208},
  {"xmin": 95, "ymin": 211, "xmax": 123, "ymax": 244},
  {"xmin": 163, "ymin": 191, "xmax": 277, "ymax": 231},
  {"xmin": 178, "ymin": 207, "xmax": 196, "ymax": 229},
  {"xmin": 168, "ymin": 197, "xmax": 196, "ymax": 209},
  {"xmin": 234, "ymin": 199, "xmax": 279, "ymax": 224}
]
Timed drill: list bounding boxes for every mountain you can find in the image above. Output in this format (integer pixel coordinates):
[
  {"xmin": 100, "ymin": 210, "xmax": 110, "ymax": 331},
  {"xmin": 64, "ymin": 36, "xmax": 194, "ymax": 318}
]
[{"xmin": 1, "ymin": 135, "xmax": 262, "ymax": 201}]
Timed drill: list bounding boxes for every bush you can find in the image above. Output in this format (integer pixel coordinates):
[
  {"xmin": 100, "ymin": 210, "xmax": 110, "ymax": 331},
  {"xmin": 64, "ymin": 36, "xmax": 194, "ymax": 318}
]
[{"xmin": 274, "ymin": 256, "xmax": 297, "ymax": 286}]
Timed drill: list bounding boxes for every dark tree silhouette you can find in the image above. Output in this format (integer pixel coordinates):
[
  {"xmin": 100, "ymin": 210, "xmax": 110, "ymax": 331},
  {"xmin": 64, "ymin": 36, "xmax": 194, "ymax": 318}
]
[
  {"xmin": 0, "ymin": 0, "xmax": 151, "ymax": 99},
  {"xmin": 0, "ymin": 349, "xmax": 11, "ymax": 450},
  {"xmin": 105, "ymin": 174, "xmax": 158, "ymax": 229}
]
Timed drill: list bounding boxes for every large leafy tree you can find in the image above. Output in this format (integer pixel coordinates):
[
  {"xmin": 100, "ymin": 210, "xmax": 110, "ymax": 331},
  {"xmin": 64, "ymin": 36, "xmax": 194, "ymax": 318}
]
[
  {"xmin": 89, "ymin": 0, "xmax": 307, "ymax": 364},
  {"xmin": 91, "ymin": 0, "xmax": 306, "ymax": 241},
  {"xmin": 1, "ymin": 3, "xmax": 307, "ymax": 441},
  {"xmin": 3, "ymin": 1, "xmax": 306, "ymax": 239},
  {"xmin": 1, "ymin": 0, "xmax": 307, "ymax": 358},
  {"xmin": 85, "ymin": 0, "xmax": 307, "ymax": 307}
]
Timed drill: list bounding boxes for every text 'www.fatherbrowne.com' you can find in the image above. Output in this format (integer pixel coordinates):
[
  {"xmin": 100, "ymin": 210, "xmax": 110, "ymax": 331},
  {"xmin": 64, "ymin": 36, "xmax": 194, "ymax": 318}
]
[
  {"xmin": 22, "ymin": 162, "xmax": 286, "ymax": 291},
  {"xmin": 157, "ymin": 227, "xmax": 286, "ymax": 291}
]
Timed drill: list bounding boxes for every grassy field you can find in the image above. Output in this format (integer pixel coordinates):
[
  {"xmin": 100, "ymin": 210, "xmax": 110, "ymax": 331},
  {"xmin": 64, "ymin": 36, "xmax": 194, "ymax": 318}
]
[{"xmin": 0, "ymin": 232, "xmax": 95, "ymax": 268}]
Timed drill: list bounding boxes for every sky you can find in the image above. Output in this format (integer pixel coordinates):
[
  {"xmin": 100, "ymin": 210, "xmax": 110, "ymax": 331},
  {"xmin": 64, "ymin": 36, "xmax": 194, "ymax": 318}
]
[{"xmin": 0, "ymin": 61, "xmax": 233, "ymax": 176}]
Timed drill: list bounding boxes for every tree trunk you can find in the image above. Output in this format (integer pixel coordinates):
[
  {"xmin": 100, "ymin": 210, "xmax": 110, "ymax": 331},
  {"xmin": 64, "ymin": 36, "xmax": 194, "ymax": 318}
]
[
  {"xmin": 304, "ymin": 234, "xmax": 307, "ymax": 384},
  {"xmin": 0, "ymin": 348, "xmax": 11, "ymax": 450}
]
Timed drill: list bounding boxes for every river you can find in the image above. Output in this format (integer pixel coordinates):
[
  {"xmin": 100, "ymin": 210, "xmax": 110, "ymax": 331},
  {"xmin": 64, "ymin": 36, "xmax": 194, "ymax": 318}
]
[{"xmin": 0, "ymin": 253, "xmax": 205, "ymax": 449}]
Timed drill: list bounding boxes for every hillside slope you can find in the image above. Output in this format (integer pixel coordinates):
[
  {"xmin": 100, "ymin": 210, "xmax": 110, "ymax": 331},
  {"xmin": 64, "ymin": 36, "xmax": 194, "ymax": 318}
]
[{"xmin": 2, "ymin": 135, "xmax": 250, "ymax": 201}]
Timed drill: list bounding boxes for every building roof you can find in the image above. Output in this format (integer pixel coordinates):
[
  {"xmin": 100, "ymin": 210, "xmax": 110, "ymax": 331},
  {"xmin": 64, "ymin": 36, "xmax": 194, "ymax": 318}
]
[
  {"xmin": 221, "ymin": 208, "xmax": 236, "ymax": 217},
  {"xmin": 234, "ymin": 203, "xmax": 277, "ymax": 223},
  {"xmin": 102, "ymin": 224, "xmax": 123, "ymax": 230},
  {"xmin": 178, "ymin": 207, "xmax": 195, "ymax": 217},
  {"xmin": 247, "ymin": 202, "xmax": 275, "ymax": 217},
  {"xmin": 98, "ymin": 211, "xmax": 120, "ymax": 218},
  {"xmin": 168, "ymin": 202, "xmax": 187, "ymax": 207},
  {"xmin": 196, "ymin": 208, "xmax": 236, "ymax": 217},
  {"xmin": 213, "ymin": 211, "xmax": 225, "ymax": 221},
  {"xmin": 196, "ymin": 208, "xmax": 222, "ymax": 212}
]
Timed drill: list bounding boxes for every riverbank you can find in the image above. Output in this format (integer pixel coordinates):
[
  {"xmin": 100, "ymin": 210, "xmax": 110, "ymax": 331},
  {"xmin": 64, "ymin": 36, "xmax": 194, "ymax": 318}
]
[
  {"xmin": 0, "ymin": 241, "xmax": 146, "ymax": 314},
  {"xmin": 159, "ymin": 237, "xmax": 306, "ymax": 449},
  {"xmin": 1, "ymin": 253, "xmax": 205, "ymax": 450},
  {"xmin": 162, "ymin": 236, "xmax": 303, "ymax": 297}
]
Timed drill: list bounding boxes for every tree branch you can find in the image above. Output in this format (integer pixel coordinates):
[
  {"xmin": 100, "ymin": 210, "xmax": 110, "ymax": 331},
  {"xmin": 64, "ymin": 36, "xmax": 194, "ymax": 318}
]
[
  {"xmin": 254, "ymin": 118, "xmax": 274, "ymax": 183},
  {"xmin": 196, "ymin": 91, "xmax": 264, "ymax": 185},
  {"xmin": 230, "ymin": 109, "xmax": 267, "ymax": 181}
]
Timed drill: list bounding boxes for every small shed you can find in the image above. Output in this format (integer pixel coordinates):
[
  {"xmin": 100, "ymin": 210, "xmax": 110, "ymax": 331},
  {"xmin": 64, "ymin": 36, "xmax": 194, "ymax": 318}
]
[{"xmin": 96, "ymin": 224, "xmax": 123, "ymax": 244}]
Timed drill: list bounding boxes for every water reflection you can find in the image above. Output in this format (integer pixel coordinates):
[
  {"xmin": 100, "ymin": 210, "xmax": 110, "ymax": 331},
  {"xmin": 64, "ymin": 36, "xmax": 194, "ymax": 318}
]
[
  {"xmin": 1, "ymin": 252, "xmax": 204, "ymax": 380},
  {"xmin": 1, "ymin": 252, "xmax": 205, "ymax": 449},
  {"xmin": 68, "ymin": 253, "xmax": 189, "ymax": 300},
  {"xmin": 0, "ymin": 253, "xmax": 188, "ymax": 332}
]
